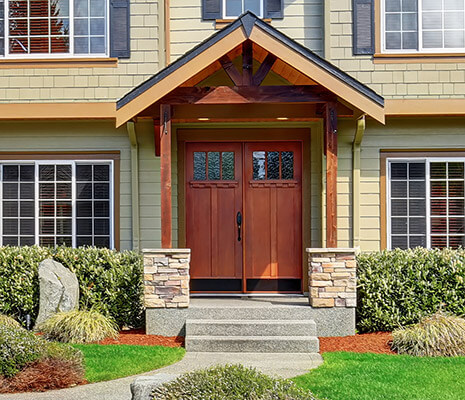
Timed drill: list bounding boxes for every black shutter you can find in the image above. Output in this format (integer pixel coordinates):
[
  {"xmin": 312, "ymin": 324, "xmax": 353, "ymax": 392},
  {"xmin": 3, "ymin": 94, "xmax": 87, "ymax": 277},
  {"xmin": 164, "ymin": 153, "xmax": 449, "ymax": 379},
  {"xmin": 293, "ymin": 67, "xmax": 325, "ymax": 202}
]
[
  {"xmin": 202, "ymin": 0, "xmax": 222, "ymax": 20},
  {"xmin": 110, "ymin": 0, "xmax": 130, "ymax": 58},
  {"xmin": 353, "ymin": 0, "xmax": 374, "ymax": 55},
  {"xmin": 264, "ymin": 0, "xmax": 283, "ymax": 19}
]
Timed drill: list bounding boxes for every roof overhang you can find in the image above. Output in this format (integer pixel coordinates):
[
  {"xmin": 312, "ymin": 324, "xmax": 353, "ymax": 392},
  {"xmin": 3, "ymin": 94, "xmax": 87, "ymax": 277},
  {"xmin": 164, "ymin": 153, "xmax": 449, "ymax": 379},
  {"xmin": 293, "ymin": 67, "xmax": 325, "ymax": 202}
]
[{"xmin": 116, "ymin": 13, "xmax": 385, "ymax": 127}]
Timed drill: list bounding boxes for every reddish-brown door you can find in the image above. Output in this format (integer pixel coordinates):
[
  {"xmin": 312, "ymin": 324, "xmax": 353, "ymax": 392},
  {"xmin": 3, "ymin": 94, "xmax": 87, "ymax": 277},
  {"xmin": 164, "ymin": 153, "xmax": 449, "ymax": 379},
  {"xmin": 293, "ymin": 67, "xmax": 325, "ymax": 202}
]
[{"xmin": 186, "ymin": 141, "xmax": 302, "ymax": 293}]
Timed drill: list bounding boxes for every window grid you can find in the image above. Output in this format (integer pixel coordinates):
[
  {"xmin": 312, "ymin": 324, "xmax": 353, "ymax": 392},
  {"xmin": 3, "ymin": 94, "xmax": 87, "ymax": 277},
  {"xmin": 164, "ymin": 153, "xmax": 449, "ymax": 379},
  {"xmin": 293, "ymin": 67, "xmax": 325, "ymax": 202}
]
[
  {"xmin": 382, "ymin": 0, "xmax": 465, "ymax": 53},
  {"xmin": 0, "ymin": 160, "xmax": 113, "ymax": 248}
]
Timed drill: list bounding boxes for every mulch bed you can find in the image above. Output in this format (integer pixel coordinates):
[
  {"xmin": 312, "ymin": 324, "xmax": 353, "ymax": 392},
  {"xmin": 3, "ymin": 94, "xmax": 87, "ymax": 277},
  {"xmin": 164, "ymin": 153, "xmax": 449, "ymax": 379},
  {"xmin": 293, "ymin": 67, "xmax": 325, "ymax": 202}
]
[
  {"xmin": 99, "ymin": 329, "xmax": 184, "ymax": 347},
  {"xmin": 319, "ymin": 332, "xmax": 395, "ymax": 354}
]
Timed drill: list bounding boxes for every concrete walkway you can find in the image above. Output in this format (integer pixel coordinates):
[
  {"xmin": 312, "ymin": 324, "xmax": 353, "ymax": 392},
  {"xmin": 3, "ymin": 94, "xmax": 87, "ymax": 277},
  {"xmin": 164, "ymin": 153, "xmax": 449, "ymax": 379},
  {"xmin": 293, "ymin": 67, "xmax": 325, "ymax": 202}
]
[{"xmin": 0, "ymin": 352, "xmax": 323, "ymax": 400}]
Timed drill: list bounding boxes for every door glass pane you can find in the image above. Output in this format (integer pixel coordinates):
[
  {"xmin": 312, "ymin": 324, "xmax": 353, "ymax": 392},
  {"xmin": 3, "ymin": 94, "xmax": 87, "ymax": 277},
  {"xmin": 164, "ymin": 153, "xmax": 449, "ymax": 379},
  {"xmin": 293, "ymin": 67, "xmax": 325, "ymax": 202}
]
[
  {"xmin": 267, "ymin": 152, "xmax": 280, "ymax": 180},
  {"xmin": 282, "ymin": 152, "xmax": 294, "ymax": 180},
  {"xmin": 208, "ymin": 152, "xmax": 220, "ymax": 180},
  {"xmin": 221, "ymin": 152, "xmax": 235, "ymax": 181},
  {"xmin": 252, "ymin": 151, "xmax": 266, "ymax": 180},
  {"xmin": 193, "ymin": 152, "xmax": 206, "ymax": 181}
]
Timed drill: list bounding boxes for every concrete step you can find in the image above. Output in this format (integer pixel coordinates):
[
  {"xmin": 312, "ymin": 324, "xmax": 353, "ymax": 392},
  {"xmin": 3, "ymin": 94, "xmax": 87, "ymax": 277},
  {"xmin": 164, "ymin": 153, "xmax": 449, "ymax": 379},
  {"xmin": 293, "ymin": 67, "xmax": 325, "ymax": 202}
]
[
  {"xmin": 186, "ymin": 319, "xmax": 317, "ymax": 337},
  {"xmin": 186, "ymin": 335, "xmax": 320, "ymax": 353}
]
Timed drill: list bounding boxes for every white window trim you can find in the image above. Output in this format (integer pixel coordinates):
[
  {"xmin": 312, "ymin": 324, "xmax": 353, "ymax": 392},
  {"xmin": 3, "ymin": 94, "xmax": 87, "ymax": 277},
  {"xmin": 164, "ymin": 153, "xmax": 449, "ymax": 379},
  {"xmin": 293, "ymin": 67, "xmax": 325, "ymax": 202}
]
[
  {"xmin": 0, "ymin": 160, "xmax": 114, "ymax": 249},
  {"xmin": 2, "ymin": 0, "xmax": 110, "ymax": 59},
  {"xmin": 381, "ymin": 0, "xmax": 465, "ymax": 54},
  {"xmin": 223, "ymin": 0, "xmax": 264, "ymax": 19},
  {"xmin": 386, "ymin": 156, "xmax": 465, "ymax": 250}
]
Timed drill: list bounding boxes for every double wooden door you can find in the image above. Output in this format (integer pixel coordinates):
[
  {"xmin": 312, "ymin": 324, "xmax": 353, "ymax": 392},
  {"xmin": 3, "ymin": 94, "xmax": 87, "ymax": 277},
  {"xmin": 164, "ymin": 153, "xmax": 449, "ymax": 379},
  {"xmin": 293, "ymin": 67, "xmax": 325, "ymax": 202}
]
[{"xmin": 185, "ymin": 141, "xmax": 302, "ymax": 293}]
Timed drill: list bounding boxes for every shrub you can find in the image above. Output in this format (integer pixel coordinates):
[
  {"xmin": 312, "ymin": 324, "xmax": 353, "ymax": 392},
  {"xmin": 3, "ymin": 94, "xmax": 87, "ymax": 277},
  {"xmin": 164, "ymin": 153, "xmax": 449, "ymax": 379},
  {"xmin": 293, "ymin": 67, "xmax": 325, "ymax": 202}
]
[
  {"xmin": 391, "ymin": 311, "xmax": 465, "ymax": 357},
  {"xmin": 0, "ymin": 325, "xmax": 44, "ymax": 378},
  {"xmin": 152, "ymin": 364, "xmax": 320, "ymax": 400},
  {"xmin": 0, "ymin": 314, "xmax": 21, "ymax": 329},
  {"xmin": 357, "ymin": 248, "xmax": 465, "ymax": 332},
  {"xmin": 0, "ymin": 245, "xmax": 144, "ymax": 328},
  {"xmin": 38, "ymin": 309, "xmax": 118, "ymax": 344}
]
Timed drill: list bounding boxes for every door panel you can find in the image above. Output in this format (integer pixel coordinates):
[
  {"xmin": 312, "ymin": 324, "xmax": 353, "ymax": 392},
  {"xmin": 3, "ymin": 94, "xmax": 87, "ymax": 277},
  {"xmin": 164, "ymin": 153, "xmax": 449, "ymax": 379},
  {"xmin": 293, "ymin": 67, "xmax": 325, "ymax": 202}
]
[
  {"xmin": 244, "ymin": 142, "xmax": 302, "ymax": 290},
  {"xmin": 185, "ymin": 143, "xmax": 243, "ymax": 291}
]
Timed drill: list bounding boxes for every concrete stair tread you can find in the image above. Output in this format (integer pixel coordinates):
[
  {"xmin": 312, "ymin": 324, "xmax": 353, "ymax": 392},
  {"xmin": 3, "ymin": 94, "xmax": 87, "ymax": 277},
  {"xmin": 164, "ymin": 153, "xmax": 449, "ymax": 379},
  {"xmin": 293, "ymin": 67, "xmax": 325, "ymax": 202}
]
[
  {"xmin": 187, "ymin": 335, "xmax": 318, "ymax": 340},
  {"xmin": 186, "ymin": 319, "xmax": 315, "ymax": 324}
]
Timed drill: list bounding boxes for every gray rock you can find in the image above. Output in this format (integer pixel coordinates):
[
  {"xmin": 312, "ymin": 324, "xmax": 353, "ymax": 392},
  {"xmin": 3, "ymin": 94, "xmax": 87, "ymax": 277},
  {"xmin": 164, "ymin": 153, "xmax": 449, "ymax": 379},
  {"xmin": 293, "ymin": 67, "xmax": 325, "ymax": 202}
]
[
  {"xmin": 34, "ymin": 259, "xmax": 79, "ymax": 329},
  {"xmin": 131, "ymin": 374, "xmax": 177, "ymax": 400}
]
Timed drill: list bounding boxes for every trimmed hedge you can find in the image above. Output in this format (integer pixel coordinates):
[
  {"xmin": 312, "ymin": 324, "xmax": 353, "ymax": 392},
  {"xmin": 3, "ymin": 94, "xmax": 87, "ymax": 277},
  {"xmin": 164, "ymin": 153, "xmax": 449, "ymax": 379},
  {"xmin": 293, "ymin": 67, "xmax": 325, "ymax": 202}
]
[
  {"xmin": 0, "ymin": 246, "xmax": 144, "ymax": 328},
  {"xmin": 357, "ymin": 248, "xmax": 465, "ymax": 333}
]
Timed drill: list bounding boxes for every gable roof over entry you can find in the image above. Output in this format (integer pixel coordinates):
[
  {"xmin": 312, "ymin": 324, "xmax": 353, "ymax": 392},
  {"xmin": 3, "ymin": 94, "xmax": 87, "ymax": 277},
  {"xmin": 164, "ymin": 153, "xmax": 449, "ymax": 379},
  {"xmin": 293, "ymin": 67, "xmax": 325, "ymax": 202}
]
[{"xmin": 116, "ymin": 12, "xmax": 385, "ymax": 127}]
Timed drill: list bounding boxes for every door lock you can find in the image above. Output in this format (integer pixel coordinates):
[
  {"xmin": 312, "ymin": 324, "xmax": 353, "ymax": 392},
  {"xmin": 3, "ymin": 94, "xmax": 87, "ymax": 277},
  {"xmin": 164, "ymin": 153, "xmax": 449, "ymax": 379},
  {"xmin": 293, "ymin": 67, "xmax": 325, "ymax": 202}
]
[{"xmin": 236, "ymin": 211, "xmax": 242, "ymax": 242}]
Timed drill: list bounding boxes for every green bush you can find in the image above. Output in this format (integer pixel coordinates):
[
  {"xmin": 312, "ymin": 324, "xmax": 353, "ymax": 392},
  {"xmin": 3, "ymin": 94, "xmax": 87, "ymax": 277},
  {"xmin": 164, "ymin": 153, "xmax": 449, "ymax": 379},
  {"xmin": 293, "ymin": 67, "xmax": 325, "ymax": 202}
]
[
  {"xmin": 0, "ymin": 325, "xmax": 44, "ymax": 377},
  {"xmin": 43, "ymin": 341, "xmax": 84, "ymax": 366},
  {"xmin": 391, "ymin": 311, "xmax": 465, "ymax": 357},
  {"xmin": 0, "ymin": 245, "xmax": 143, "ymax": 328},
  {"xmin": 357, "ymin": 248, "xmax": 465, "ymax": 333},
  {"xmin": 38, "ymin": 309, "xmax": 118, "ymax": 344},
  {"xmin": 0, "ymin": 314, "xmax": 21, "ymax": 329},
  {"xmin": 152, "ymin": 364, "xmax": 320, "ymax": 400}
]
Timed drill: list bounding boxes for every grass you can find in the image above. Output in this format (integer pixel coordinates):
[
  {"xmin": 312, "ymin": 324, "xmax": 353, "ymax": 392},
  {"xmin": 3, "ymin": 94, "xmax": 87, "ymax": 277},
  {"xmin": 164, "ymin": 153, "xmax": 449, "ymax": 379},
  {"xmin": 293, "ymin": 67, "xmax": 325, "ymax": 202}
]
[
  {"xmin": 293, "ymin": 352, "xmax": 465, "ymax": 400},
  {"xmin": 72, "ymin": 344, "xmax": 185, "ymax": 383}
]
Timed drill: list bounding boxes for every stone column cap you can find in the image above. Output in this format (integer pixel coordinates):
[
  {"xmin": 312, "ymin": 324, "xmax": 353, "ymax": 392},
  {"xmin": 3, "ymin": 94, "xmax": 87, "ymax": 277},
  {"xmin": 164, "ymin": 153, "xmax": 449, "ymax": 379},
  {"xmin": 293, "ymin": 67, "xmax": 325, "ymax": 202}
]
[
  {"xmin": 306, "ymin": 247, "xmax": 360, "ymax": 254},
  {"xmin": 142, "ymin": 248, "xmax": 191, "ymax": 254}
]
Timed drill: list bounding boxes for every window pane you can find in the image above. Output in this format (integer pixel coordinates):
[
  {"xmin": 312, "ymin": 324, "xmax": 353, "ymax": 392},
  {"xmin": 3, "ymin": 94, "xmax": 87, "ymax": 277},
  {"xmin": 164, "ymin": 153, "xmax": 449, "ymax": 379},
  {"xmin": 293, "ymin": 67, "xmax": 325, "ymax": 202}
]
[
  {"xmin": 445, "ymin": 30, "xmax": 465, "ymax": 48},
  {"xmin": 40, "ymin": 201, "xmax": 55, "ymax": 217},
  {"xmin": 74, "ymin": 18, "xmax": 88, "ymax": 35},
  {"xmin": 94, "ymin": 201, "xmax": 109, "ymax": 217},
  {"xmin": 56, "ymin": 201, "xmax": 72, "ymax": 217},
  {"xmin": 20, "ymin": 219, "xmax": 34, "ymax": 235},
  {"xmin": 244, "ymin": 0, "xmax": 260, "ymax": 14},
  {"xmin": 253, "ymin": 151, "xmax": 266, "ymax": 180},
  {"xmin": 208, "ymin": 152, "xmax": 220, "ymax": 180},
  {"xmin": 74, "ymin": 0, "xmax": 88, "ymax": 17},
  {"xmin": 3, "ymin": 201, "xmax": 18, "ymax": 217},
  {"xmin": 3, "ymin": 219, "xmax": 18, "ymax": 235},
  {"xmin": 57, "ymin": 165, "xmax": 72, "ymax": 181},
  {"xmin": 77, "ymin": 183, "xmax": 92, "ymax": 199},
  {"xmin": 392, "ymin": 217, "xmax": 408, "ymax": 234},
  {"xmin": 449, "ymin": 236, "xmax": 465, "ymax": 248},
  {"xmin": 445, "ymin": 12, "xmax": 464, "ymax": 29},
  {"xmin": 386, "ymin": 0, "xmax": 401, "ymax": 12},
  {"xmin": 403, "ymin": 32, "xmax": 418, "ymax": 49},
  {"xmin": 77, "ymin": 236, "xmax": 92, "ymax": 246},
  {"xmin": 386, "ymin": 32, "xmax": 402, "ymax": 49},
  {"xmin": 76, "ymin": 164, "xmax": 92, "ymax": 181},
  {"xmin": 423, "ymin": 12, "xmax": 442, "ymax": 30},
  {"xmin": 77, "ymin": 219, "xmax": 92, "ymax": 235},
  {"xmin": 445, "ymin": 0, "xmax": 464, "ymax": 10},
  {"xmin": 431, "ymin": 199, "xmax": 447, "ymax": 215},
  {"xmin": 20, "ymin": 201, "xmax": 34, "ymax": 217},
  {"xmin": 391, "ymin": 181, "xmax": 407, "ymax": 197},
  {"xmin": 3, "ymin": 165, "xmax": 19, "ymax": 181},
  {"xmin": 409, "ymin": 217, "xmax": 426, "ymax": 234},
  {"xmin": 410, "ymin": 235, "xmax": 426, "ymax": 247},
  {"xmin": 391, "ymin": 163, "xmax": 407, "ymax": 179},
  {"xmin": 94, "ymin": 165, "xmax": 109, "ymax": 181},
  {"xmin": 226, "ymin": 0, "xmax": 242, "ymax": 16},
  {"xmin": 20, "ymin": 183, "xmax": 34, "ymax": 199},
  {"xmin": 74, "ymin": 36, "xmax": 89, "ymax": 53},
  {"xmin": 90, "ymin": 0, "xmax": 105, "ymax": 16},
  {"xmin": 422, "ymin": 0, "xmax": 441, "ymax": 10},
  {"xmin": 3, "ymin": 183, "xmax": 18, "ymax": 199},
  {"xmin": 94, "ymin": 236, "xmax": 109, "ymax": 248},
  {"xmin": 402, "ymin": 0, "xmax": 417, "ymax": 11},
  {"xmin": 20, "ymin": 165, "xmax": 34, "ymax": 181},
  {"xmin": 431, "ymin": 162, "xmax": 447, "ymax": 179},
  {"xmin": 392, "ymin": 235, "xmax": 408, "ymax": 249},
  {"xmin": 431, "ymin": 181, "xmax": 447, "ymax": 197},
  {"xmin": 56, "ymin": 218, "xmax": 72, "ymax": 235},
  {"xmin": 94, "ymin": 219, "xmax": 109, "ymax": 235},
  {"xmin": 282, "ymin": 152, "xmax": 294, "ymax": 180},
  {"xmin": 39, "ymin": 165, "xmax": 55, "ymax": 181},
  {"xmin": 423, "ymin": 31, "xmax": 443, "ymax": 48},
  {"xmin": 267, "ymin": 152, "xmax": 280, "ymax": 180},
  {"xmin": 90, "ymin": 36, "xmax": 104, "ymax": 53},
  {"xmin": 391, "ymin": 199, "xmax": 407, "ymax": 216},
  {"xmin": 409, "ymin": 198, "xmax": 426, "ymax": 216},
  {"xmin": 221, "ymin": 152, "xmax": 235, "ymax": 181},
  {"xmin": 40, "ymin": 219, "xmax": 55, "ymax": 235},
  {"xmin": 77, "ymin": 201, "xmax": 92, "ymax": 217},
  {"xmin": 193, "ymin": 152, "xmax": 206, "ymax": 181},
  {"xmin": 449, "ymin": 199, "xmax": 464, "ymax": 215},
  {"xmin": 94, "ymin": 183, "xmax": 109, "ymax": 199},
  {"xmin": 386, "ymin": 13, "xmax": 401, "ymax": 31},
  {"xmin": 402, "ymin": 13, "xmax": 418, "ymax": 30}
]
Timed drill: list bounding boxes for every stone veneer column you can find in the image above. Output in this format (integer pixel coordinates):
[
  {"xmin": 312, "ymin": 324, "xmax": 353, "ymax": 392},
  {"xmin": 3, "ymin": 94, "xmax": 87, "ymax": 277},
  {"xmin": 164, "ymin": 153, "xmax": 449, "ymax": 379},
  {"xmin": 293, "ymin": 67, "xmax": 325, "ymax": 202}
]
[
  {"xmin": 307, "ymin": 248, "xmax": 358, "ymax": 308},
  {"xmin": 143, "ymin": 249, "xmax": 190, "ymax": 308}
]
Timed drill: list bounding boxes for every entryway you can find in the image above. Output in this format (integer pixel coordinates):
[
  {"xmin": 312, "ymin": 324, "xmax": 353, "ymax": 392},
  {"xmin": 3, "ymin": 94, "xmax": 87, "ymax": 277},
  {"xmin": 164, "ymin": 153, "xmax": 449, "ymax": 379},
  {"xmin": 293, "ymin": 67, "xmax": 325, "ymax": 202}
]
[{"xmin": 185, "ymin": 140, "xmax": 302, "ymax": 294}]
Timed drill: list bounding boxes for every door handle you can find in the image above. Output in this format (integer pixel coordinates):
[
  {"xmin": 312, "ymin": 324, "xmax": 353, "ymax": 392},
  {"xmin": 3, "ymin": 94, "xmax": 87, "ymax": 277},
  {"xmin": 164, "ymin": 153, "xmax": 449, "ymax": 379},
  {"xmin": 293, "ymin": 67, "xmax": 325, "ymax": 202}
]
[{"xmin": 236, "ymin": 211, "xmax": 242, "ymax": 242}]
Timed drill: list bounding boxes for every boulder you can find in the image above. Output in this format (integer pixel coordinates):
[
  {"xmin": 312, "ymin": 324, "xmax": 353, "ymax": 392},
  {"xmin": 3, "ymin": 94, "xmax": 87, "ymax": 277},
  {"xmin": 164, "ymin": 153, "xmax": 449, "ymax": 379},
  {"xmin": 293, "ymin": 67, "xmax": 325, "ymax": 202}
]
[
  {"xmin": 34, "ymin": 259, "xmax": 79, "ymax": 329},
  {"xmin": 131, "ymin": 375, "xmax": 178, "ymax": 400}
]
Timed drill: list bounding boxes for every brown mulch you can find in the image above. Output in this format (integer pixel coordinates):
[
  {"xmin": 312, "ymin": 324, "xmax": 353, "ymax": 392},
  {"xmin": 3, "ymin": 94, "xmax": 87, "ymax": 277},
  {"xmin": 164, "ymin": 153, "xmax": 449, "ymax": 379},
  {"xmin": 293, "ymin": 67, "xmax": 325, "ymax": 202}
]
[
  {"xmin": 319, "ymin": 332, "xmax": 395, "ymax": 354},
  {"xmin": 99, "ymin": 329, "xmax": 184, "ymax": 347},
  {"xmin": 0, "ymin": 359, "xmax": 86, "ymax": 393}
]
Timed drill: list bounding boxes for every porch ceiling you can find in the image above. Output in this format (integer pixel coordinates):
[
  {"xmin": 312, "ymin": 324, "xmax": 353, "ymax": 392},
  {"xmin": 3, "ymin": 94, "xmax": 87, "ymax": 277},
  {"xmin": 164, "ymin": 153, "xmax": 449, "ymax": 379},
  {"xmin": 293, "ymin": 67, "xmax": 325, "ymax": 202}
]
[{"xmin": 115, "ymin": 12, "xmax": 385, "ymax": 127}]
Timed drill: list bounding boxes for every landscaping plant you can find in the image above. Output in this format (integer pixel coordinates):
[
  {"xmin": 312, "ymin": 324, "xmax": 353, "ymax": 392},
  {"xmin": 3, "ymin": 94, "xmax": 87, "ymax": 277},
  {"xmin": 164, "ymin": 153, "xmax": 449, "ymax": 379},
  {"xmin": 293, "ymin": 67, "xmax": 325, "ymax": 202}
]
[
  {"xmin": 0, "ymin": 245, "xmax": 144, "ymax": 328},
  {"xmin": 391, "ymin": 311, "xmax": 465, "ymax": 357},
  {"xmin": 357, "ymin": 248, "xmax": 465, "ymax": 332},
  {"xmin": 38, "ymin": 309, "xmax": 118, "ymax": 344},
  {"xmin": 0, "ymin": 314, "xmax": 21, "ymax": 329},
  {"xmin": 153, "ymin": 364, "xmax": 320, "ymax": 400}
]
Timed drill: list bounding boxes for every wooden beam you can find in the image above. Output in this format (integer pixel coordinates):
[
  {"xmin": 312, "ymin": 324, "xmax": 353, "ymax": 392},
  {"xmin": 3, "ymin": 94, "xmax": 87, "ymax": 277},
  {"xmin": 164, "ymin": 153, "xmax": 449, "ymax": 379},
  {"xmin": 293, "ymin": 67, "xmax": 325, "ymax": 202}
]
[
  {"xmin": 160, "ymin": 85, "xmax": 333, "ymax": 105},
  {"xmin": 160, "ymin": 104, "xmax": 172, "ymax": 248},
  {"xmin": 325, "ymin": 102, "xmax": 338, "ymax": 248},
  {"xmin": 219, "ymin": 55, "xmax": 243, "ymax": 86},
  {"xmin": 252, "ymin": 53, "xmax": 277, "ymax": 86},
  {"xmin": 153, "ymin": 118, "xmax": 161, "ymax": 157},
  {"xmin": 242, "ymin": 41, "xmax": 253, "ymax": 86}
]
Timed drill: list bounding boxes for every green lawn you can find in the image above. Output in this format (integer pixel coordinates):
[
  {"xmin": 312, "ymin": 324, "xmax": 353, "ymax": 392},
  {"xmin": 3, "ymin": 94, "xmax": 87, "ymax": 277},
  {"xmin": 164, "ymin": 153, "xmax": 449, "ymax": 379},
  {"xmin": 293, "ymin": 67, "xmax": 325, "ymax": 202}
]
[
  {"xmin": 72, "ymin": 344, "xmax": 185, "ymax": 383},
  {"xmin": 293, "ymin": 352, "xmax": 465, "ymax": 400}
]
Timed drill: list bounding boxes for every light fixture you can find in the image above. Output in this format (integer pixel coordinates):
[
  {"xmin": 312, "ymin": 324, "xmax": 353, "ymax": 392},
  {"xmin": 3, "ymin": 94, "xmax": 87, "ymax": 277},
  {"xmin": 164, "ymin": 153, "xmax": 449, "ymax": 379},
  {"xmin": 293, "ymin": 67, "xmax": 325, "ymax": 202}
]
[
  {"xmin": 197, "ymin": 117, "xmax": 210, "ymax": 121},
  {"xmin": 276, "ymin": 117, "xmax": 289, "ymax": 121}
]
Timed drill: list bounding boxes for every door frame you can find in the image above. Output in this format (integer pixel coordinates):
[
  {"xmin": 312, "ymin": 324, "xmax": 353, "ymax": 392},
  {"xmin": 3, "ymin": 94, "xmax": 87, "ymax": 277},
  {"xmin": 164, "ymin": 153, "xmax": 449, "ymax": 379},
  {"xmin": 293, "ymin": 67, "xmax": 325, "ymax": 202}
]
[{"xmin": 177, "ymin": 127, "xmax": 312, "ymax": 294}]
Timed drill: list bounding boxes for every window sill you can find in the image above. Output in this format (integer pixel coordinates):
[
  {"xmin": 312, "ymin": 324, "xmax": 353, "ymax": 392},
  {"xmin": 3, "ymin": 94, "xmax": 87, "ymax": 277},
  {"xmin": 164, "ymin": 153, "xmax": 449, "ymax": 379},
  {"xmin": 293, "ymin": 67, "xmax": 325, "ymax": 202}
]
[
  {"xmin": 215, "ymin": 18, "xmax": 271, "ymax": 29},
  {"xmin": 373, "ymin": 53, "xmax": 465, "ymax": 64},
  {"xmin": 0, "ymin": 57, "xmax": 118, "ymax": 69}
]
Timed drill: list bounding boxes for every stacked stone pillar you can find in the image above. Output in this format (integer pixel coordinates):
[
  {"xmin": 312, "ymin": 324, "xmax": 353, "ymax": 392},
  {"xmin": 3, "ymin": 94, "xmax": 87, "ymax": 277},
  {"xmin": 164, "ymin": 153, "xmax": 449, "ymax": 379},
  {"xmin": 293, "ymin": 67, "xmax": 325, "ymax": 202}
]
[
  {"xmin": 307, "ymin": 248, "xmax": 358, "ymax": 308},
  {"xmin": 143, "ymin": 249, "xmax": 190, "ymax": 308}
]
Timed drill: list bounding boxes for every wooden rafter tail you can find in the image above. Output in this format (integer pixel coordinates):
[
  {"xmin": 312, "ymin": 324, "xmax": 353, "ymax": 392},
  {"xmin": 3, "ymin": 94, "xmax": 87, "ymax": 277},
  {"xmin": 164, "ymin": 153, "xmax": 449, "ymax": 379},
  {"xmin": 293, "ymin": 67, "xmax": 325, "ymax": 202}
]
[
  {"xmin": 252, "ymin": 53, "xmax": 277, "ymax": 86},
  {"xmin": 242, "ymin": 41, "xmax": 253, "ymax": 86},
  {"xmin": 325, "ymin": 102, "xmax": 338, "ymax": 248},
  {"xmin": 160, "ymin": 104, "xmax": 172, "ymax": 248},
  {"xmin": 219, "ymin": 54, "xmax": 243, "ymax": 86}
]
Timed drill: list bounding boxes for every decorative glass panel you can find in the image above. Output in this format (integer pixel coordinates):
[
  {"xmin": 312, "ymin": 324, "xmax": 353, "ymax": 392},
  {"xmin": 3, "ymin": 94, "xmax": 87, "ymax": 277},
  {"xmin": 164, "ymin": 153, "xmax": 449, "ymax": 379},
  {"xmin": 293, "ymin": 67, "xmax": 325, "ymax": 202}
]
[
  {"xmin": 282, "ymin": 152, "xmax": 294, "ymax": 180},
  {"xmin": 193, "ymin": 152, "xmax": 206, "ymax": 181},
  {"xmin": 267, "ymin": 152, "xmax": 280, "ymax": 180},
  {"xmin": 221, "ymin": 152, "xmax": 235, "ymax": 181},
  {"xmin": 207, "ymin": 152, "xmax": 220, "ymax": 180},
  {"xmin": 252, "ymin": 151, "xmax": 266, "ymax": 180}
]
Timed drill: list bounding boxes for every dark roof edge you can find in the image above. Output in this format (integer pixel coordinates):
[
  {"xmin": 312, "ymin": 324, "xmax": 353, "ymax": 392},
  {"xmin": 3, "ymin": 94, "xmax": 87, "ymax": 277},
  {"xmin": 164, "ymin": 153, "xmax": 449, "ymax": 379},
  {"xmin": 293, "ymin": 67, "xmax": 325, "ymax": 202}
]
[{"xmin": 253, "ymin": 18, "xmax": 384, "ymax": 107}]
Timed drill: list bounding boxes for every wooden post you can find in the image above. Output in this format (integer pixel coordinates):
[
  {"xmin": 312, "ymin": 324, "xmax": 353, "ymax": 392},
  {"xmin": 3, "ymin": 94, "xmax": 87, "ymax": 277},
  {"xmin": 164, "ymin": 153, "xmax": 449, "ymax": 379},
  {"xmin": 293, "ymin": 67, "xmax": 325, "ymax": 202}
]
[
  {"xmin": 325, "ymin": 103, "xmax": 338, "ymax": 248},
  {"xmin": 160, "ymin": 104, "xmax": 172, "ymax": 248}
]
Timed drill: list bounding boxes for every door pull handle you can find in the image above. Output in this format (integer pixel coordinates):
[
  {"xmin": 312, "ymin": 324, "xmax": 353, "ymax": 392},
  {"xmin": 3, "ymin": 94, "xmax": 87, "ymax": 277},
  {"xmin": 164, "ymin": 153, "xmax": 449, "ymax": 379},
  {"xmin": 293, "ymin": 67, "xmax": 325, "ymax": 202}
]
[{"xmin": 236, "ymin": 211, "xmax": 242, "ymax": 242}]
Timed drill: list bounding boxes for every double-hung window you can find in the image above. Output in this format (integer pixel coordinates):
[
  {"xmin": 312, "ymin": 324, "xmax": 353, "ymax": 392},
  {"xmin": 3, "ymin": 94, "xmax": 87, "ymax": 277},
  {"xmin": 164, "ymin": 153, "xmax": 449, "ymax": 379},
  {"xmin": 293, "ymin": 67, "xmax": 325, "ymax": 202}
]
[
  {"xmin": 387, "ymin": 158, "xmax": 465, "ymax": 249},
  {"xmin": 0, "ymin": 0, "xmax": 109, "ymax": 57},
  {"xmin": 0, "ymin": 160, "xmax": 113, "ymax": 248},
  {"xmin": 223, "ymin": 0, "xmax": 263, "ymax": 19},
  {"xmin": 382, "ymin": 0, "xmax": 465, "ymax": 53}
]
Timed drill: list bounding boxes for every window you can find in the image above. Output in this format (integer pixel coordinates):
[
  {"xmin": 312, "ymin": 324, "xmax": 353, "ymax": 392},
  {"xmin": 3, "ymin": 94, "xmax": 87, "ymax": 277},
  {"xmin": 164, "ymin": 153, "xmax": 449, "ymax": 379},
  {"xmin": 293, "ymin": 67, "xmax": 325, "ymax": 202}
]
[
  {"xmin": 0, "ymin": 0, "xmax": 108, "ymax": 57},
  {"xmin": 0, "ymin": 161, "xmax": 113, "ymax": 248},
  {"xmin": 387, "ymin": 158, "xmax": 465, "ymax": 249},
  {"xmin": 223, "ymin": 0, "xmax": 263, "ymax": 18},
  {"xmin": 382, "ymin": 0, "xmax": 465, "ymax": 53}
]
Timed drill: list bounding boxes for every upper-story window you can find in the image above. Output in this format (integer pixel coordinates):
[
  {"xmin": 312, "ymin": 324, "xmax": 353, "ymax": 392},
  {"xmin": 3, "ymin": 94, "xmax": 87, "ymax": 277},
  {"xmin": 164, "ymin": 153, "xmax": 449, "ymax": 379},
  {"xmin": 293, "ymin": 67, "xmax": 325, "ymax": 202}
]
[
  {"xmin": 382, "ymin": 0, "xmax": 465, "ymax": 53},
  {"xmin": 223, "ymin": 0, "xmax": 263, "ymax": 18},
  {"xmin": 0, "ymin": 0, "xmax": 108, "ymax": 58}
]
